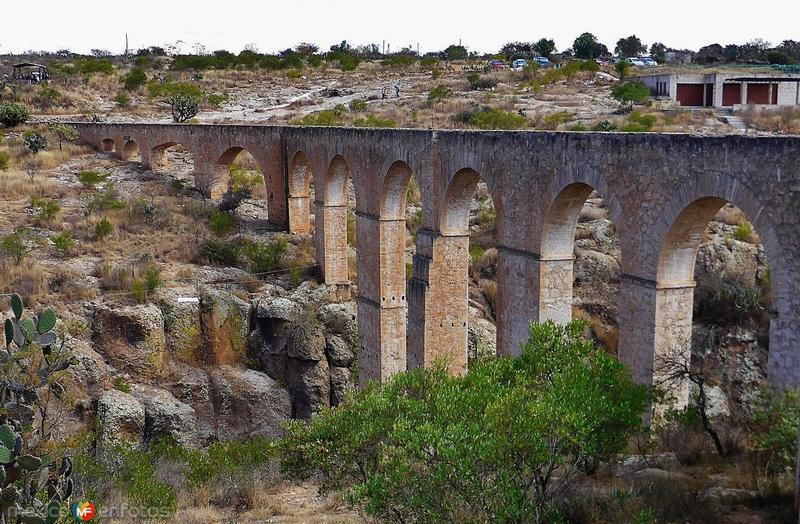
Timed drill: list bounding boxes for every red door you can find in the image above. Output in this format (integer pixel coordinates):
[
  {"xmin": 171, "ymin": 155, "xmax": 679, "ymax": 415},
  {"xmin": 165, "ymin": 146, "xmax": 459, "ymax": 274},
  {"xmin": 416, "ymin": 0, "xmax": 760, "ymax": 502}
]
[
  {"xmin": 676, "ymin": 84, "xmax": 705, "ymax": 106},
  {"xmin": 747, "ymin": 84, "xmax": 769, "ymax": 104},
  {"xmin": 722, "ymin": 83, "xmax": 741, "ymax": 106}
]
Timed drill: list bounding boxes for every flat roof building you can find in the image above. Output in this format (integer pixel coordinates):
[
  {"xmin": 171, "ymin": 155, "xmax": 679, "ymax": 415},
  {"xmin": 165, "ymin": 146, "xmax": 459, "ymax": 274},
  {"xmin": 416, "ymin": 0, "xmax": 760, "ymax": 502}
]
[{"xmin": 636, "ymin": 72, "xmax": 800, "ymax": 108}]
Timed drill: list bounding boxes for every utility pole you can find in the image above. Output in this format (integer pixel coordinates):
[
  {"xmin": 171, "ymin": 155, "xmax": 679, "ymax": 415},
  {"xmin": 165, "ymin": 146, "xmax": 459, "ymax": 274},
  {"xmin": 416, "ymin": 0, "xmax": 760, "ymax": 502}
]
[{"xmin": 125, "ymin": 34, "xmax": 129, "ymax": 57}]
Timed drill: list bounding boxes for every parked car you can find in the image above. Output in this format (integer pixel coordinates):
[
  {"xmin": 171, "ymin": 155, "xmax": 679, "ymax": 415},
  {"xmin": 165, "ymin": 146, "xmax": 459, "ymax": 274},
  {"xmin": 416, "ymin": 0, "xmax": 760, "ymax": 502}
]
[
  {"xmin": 640, "ymin": 56, "xmax": 659, "ymax": 67},
  {"xmin": 626, "ymin": 57, "xmax": 646, "ymax": 67},
  {"xmin": 534, "ymin": 56, "xmax": 551, "ymax": 67},
  {"xmin": 512, "ymin": 58, "xmax": 528, "ymax": 71},
  {"xmin": 489, "ymin": 60, "xmax": 505, "ymax": 70}
]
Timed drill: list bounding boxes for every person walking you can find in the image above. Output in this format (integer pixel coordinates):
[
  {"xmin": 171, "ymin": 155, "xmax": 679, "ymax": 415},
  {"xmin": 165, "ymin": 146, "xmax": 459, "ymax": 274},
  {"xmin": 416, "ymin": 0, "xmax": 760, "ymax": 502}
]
[{"xmin": 394, "ymin": 83, "xmax": 400, "ymax": 97}]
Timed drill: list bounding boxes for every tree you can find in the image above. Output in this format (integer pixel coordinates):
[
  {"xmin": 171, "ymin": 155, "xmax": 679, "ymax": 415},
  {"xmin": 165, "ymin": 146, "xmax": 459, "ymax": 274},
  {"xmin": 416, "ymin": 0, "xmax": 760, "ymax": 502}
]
[
  {"xmin": 280, "ymin": 320, "xmax": 647, "ymax": 523},
  {"xmin": 169, "ymin": 94, "xmax": 199, "ymax": 122},
  {"xmin": 649, "ymin": 42, "xmax": 667, "ymax": 63},
  {"xmin": 0, "ymin": 103, "xmax": 29, "ymax": 128},
  {"xmin": 295, "ymin": 42, "xmax": 319, "ymax": 56},
  {"xmin": 696, "ymin": 43, "xmax": 724, "ymax": 64},
  {"xmin": 500, "ymin": 41, "xmax": 533, "ymax": 60},
  {"xmin": 533, "ymin": 38, "xmax": 556, "ymax": 57},
  {"xmin": 615, "ymin": 35, "xmax": 646, "ymax": 58},
  {"xmin": 443, "ymin": 44, "xmax": 468, "ymax": 61},
  {"xmin": 91, "ymin": 48, "xmax": 112, "ymax": 57},
  {"xmin": 48, "ymin": 123, "xmax": 79, "ymax": 150},
  {"xmin": 614, "ymin": 59, "xmax": 632, "ymax": 80},
  {"xmin": 573, "ymin": 32, "xmax": 604, "ymax": 60},
  {"xmin": 611, "ymin": 81, "xmax": 650, "ymax": 111},
  {"xmin": 23, "ymin": 131, "xmax": 47, "ymax": 154}
]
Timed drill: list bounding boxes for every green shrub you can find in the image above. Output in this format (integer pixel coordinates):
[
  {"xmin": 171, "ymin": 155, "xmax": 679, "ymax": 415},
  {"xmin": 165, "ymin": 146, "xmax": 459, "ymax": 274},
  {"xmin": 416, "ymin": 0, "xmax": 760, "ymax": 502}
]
[
  {"xmin": 86, "ymin": 184, "xmax": 126, "ymax": 214},
  {"xmin": 30, "ymin": 196, "xmax": 60, "ymax": 222},
  {"xmin": 0, "ymin": 150, "xmax": 10, "ymax": 171},
  {"xmin": 23, "ymin": 131, "xmax": 47, "ymax": 153},
  {"xmin": 541, "ymin": 111, "xmax": 575, "ymax": 129},
  {"xmin": 751, "ymin": 389, "xmax": 800, "ymax": 478},
  {"xmin": 348, "ymin": 99, "xmax": 367, "ymax": 112},
  {"xmin": 48, "ymin": 123, "xmax": 79, "ymax": 150},
  {"xmin": 468, "ymin": 107, "xmax": 528, "ymax": 130},
  {"xmin": 733, "ymin": 220, "xmax": 755, "ymax": 242},
  {"xmin": 612, "ymin": 81, "xmax": 651, "ymax": 111},
  {"xmin": 0, "ymin": 102, "xmax": 30, "ymax": 128},
  {"xmin": 280, "ymin": 320, "xmax": 647, "ymax": 522},
  {"xmin": 32, "ymin": 85, "xmax": 63, "ymax": 110},
  {"xmin": 115, "ymin": 92, "xmax": 131, "ymax": 108},
  {"xmin": 113, "ymin": 376, "xmax": 132, "ymax": 393},
  {"xmin": 199, "ymin": 237, "xmax": 241, "ymax": 266},
  {"xmin": 76, "ymin": 169, "xmax": 110, "ymax": 189},
  {"xmin": 209, "ymin": 210, "xmax": 235, "ymax": 237},
  {"xmin": 123, "ymin": 66, "xmax": 148, "ymax": 90},
  {"xmin": 592, "ymin": 120, "xmax": 618, "ymax": 131},
  {"xmin": 295, "ymin": 108, "xmax": 344, "ymax": 126},
  {"xmin": 94, "ymin": 217, "xmax": 114, "ymax": 239},
  {"xmin": 353, "ymin": 115, "xmax": 397, "ymax": 128},
  {"xmin": 77, "ymin": 58, "xmax": 114, "ymax": 75},
  {"xmin": 427, "ymin": 84, "xmax": 454, "ymax": 105},
  {"xmin": 568, "ymin": 123, "xmax": 588, "ymax": 131},
  {"xmin": 467, "ymin": 72, "xmax": 498, "ymax": 90},
  {"xmin": 0, "ymin": 229, "xmax": 29, "ymax": 264},
  {"xmin": 229, "ymin": 164, "xmax": 262, "ymax": 193},
  {"xmin": 206, "ymin": 93, "xmax": 227, "ymax": 109},
  {"xmin": 243, "ymin": 237, "xmax": 288, "ymax": 275},
  {"xmin": 620, "ymin": 111, "xmax": 657, "ymax": 132},
  {"xmin": 50, "ymin": 230, "xmax": 75, "ymax": 256}
]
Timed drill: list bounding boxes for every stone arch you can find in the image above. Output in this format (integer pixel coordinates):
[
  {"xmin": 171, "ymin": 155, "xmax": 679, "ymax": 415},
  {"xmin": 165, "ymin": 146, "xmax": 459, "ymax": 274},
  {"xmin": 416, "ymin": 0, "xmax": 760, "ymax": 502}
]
[
  {"xmin": 203, "ymin": 146, "xmax": 266, "ymax": 200},
  {"xmin": 380, "ymin": 161, "xmax": 413, "ymax": 220},
  {"xmin": 101, "ymin": 138, "xmax": 115, "ymax": 152},
  {"xmin": 317, "ymin": 155, "xmax": 354, "ymax": 285},
  {"xmin": 150, "ymin": 141, "xmax": 195, "ymax": 184},
  {"xmin": 651, "ymin": 180, "xmax": 787, "ymax": 404},
  {"xmin": 121, "ymin": 139, "xmax": 140, "ymax": 161},
  {"xmin": 288, "ymin": 151, "xmax": 313, "ymax": 234},
  {"xmin": 415, "ymin": 167, "xmax": 501, "ymax": 374}
]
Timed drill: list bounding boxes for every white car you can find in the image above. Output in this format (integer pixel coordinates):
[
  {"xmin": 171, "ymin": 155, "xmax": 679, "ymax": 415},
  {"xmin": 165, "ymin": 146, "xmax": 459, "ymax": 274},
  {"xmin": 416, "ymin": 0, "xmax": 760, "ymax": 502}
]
[
  {"xmin": 626, "ymin": 57, "xmax": 646, "ymax": 67},
  {"xmin": 640, "ymin": 57, "xmax": 659, "ymax": 67}
]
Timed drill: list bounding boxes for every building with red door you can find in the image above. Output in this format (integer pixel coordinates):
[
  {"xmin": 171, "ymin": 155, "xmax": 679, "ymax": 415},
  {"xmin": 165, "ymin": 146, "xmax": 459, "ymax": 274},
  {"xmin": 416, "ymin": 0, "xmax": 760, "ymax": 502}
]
[{"xmin": 636, "ymin": 72, "xmax": 800, "ymax": 108}]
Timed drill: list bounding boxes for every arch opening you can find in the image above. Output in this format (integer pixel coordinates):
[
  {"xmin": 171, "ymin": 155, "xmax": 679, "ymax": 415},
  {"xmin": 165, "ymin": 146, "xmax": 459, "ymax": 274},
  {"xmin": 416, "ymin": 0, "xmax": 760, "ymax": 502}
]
[
  {"xmin": 655, "ymin": 198, "xmax": 772, "ymax": 412},
  {"xmin": 101, "ymin": 138, "xmax": 115, "ymax": 153},
  {"xmin": 150, "ymin": 142, "xmax": 196, "ymax": 189},
  {"xmin": 540, "ymin": 183, "xmax": 622, "ymax": 352},
  {"xmin": 216, "ymin": 147, "xmax": 267, "ymax": 200},
  {"xmin": 319, "ymin": 155, "xmax": 356, "ymax": 284},
  {"xmin": 121, "ymin": 140, "xmax": 140, "ymax": 162}
]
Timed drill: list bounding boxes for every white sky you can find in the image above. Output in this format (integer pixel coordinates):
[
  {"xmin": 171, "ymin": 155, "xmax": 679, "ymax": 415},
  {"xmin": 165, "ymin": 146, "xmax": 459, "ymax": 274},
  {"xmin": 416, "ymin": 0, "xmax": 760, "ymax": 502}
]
[{"xmin": 2, "ymin": 0, "xmax": 798, "ymax": 55}]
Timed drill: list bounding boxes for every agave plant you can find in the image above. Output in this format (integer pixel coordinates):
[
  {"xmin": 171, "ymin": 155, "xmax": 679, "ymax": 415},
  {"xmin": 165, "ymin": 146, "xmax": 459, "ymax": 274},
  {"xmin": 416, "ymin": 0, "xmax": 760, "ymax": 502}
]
[{"xmin": 1, "ymin": 294, "xmax": 74, "ymax": 523}]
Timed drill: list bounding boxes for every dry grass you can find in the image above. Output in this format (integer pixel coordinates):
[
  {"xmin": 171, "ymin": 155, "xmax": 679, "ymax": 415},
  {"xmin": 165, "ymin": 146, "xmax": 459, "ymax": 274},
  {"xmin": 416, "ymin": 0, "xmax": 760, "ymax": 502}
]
[
  {"xmin": 0, "ymin": 260, "xmax": 50, "ymax": 306},
  {"xmin": 741, "ymin": 106, "xmax": 800, "ymax": 134},
  {"xmin": 714, "ymin": 203, "xmax": 745, "ymax": 226}
]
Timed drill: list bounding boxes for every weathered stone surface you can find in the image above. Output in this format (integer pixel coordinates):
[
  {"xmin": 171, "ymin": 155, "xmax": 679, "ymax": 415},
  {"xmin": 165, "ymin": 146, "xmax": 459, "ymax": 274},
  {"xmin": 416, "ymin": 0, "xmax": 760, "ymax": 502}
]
[
  {"xmin": 92, "ymin": 303, "xmax": 166, "ymax": 380},
  {"xmin": 287, "ymin": 323, "xmax": 326, "ymax": 361},
  {"xmin": 468, "ymin": 317, "xmax": 496, "ymax": 363},
  {"xmin": 97, "ymin": 389, "xmax": 145, "ymax": 450},
  {"xmin": 326, "ymin": 335, "xmax": 354, "ymax": 367},
  {"xmin": 158, "ymin": 288, "xmax": 202, "ymax": 362},
  {"xmin": 200, "ymin": 288, "xmax": 250, "ymax": 365},
  {"xmin": 287, "ymin": 358, "xmax": 330, "ymax": 419},
  {"xmin": 330, "ymin": 366, "xmax": 354, "ymax": 407},
  {"xmin": 132, "ymin": 385, "xmax": 198, "ymax": 448},
  {"xmin": 318, "ymin": 302, "xmax": 357, "ymax": 336},
  {"xmin": 208, "ymin": 365, "xmax": 292, "ymax": 440},
  {"xmin": 64, "ymin": 338, "xmax": 112, "ymax": 404}
]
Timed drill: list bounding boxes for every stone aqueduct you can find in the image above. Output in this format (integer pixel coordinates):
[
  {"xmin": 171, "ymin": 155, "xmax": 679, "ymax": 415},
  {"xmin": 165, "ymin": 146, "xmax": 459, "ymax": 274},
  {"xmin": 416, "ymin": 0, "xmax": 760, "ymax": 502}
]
[{"xmin": 72, "ymin": 123, "xmax": 800, "ymax": 396}]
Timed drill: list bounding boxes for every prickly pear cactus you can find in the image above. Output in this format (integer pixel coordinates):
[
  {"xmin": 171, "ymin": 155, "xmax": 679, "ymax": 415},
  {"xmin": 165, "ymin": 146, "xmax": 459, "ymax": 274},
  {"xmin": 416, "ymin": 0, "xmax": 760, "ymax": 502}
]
[{"xmin": 1, "ymin": 294, "xmax": 74, "ymax": 523}]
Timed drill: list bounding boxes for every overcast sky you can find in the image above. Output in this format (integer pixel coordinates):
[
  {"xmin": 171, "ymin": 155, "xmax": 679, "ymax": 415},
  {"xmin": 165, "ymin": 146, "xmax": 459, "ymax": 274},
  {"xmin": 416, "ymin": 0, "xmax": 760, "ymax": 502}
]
[{"xmin": 2, "ymin": 0, "xmax": 797, "ymax": 55}]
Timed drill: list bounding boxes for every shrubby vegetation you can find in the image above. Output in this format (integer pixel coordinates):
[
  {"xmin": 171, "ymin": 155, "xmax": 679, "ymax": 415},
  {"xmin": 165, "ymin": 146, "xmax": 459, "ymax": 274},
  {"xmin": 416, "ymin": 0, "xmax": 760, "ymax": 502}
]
[
  {"xmin": 280, "ymin": 320, "xmax": 648, "ymax": 522},
  {"xmin": 0, "ymin": 102, "xmax": 30, "ymax": 128}
]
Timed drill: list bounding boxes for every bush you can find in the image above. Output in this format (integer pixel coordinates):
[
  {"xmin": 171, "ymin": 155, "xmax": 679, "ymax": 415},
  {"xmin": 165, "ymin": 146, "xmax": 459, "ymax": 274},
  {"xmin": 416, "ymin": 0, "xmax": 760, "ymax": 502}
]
[
  {"xmin": 280, "ymin": 320, "xmax": 647, "ymax": 522},
  {"xmin": 295, "ymin": 107, "xmax": 344, "ymax": 126},
  {"xmin": 86, "ymin": 184, "xmax": 126, "ymax": 214},
  {"xmin": 468, "ymin": 107, "xmax": 528, "ymax": 130},
  {"xmin": 30, "ymin": 196, "xmax": 60, "ymax": 223},
  {"xmin": 76, "ymin": 169, "xmax": 110, "ymax": 189},
  {"xmin": 94, "ymin": 217, "xmax": 114, "ymax": 239},
  {"xmin": 169, "ymin": 94, "xmax": 199, "ymax": 123},
  {"xmin": 23, "ymin": 131, "xmax": 47, "ymax": 153},
  {"xmin": 541, "ymin": 111, "xmax": 575, "ymax": 129},
  {"xmin": 620, "ymin": 111, "xmax": 657, "ymax": 132},
  {"xmin": 50, "ymin": 230, "xmax": 75, "ymax": 256},
  {"xmin": 427, "ymin": 84, "xmax": 453, "ymax": 105},
  {"xmin": 353, "ymin": 114, "xmax": 397, "ymax": 128},
  {"xmin": 0, "ymin": 102, "xmax": 30, "ymax": 128},
  {"xmin": 48, "ymin": 123, "xmax": 79, "ymax": 150},
  {"xmin": 612, "ymin": 81, "xmax": 651, "ymax": 111},
  {"xmin": 0, "ymin": 229, "xmax": 29, "ymax": 264},
  {"xmin": 123, "ymin": 66, "xmax": 148, "ymax": 90},
  {"xmin": 77, "ymin": 58, "xmax": 114, "ymax": 75},
  {"xmin": 592, "ymin": 120, "xmax": 618, "ymax": 131},
  {"xmin": 209, "ymin": 210, "xmax": 235, "ymax": 236},
  {"xmin": 229, "ymin": 164, "xmax": 262, "ymax": 193},
  {"xmin": 199, "ymin": 237, "xmax": 241, "ymax": 266},
  {"xmin": 751, "ymin": 389, "xmax": 800, "ymax": 479},
  {"xmin": 243, "ymin": 237, "xmax": 288, "ymax": 275},
  {"xmin": 348, "ymin": 99, "xmax": 367, "ymax": 112},
  {"xmin": 115, "ymin": 92, "xmax": 131, "ymax": 108},
  {"xmin": 733, "ymin": 220, "xmax": 756, "ymax": 243},
  {"xmin": 467, "ymin": 72, "xmax": 498, "ymax": 90}
]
